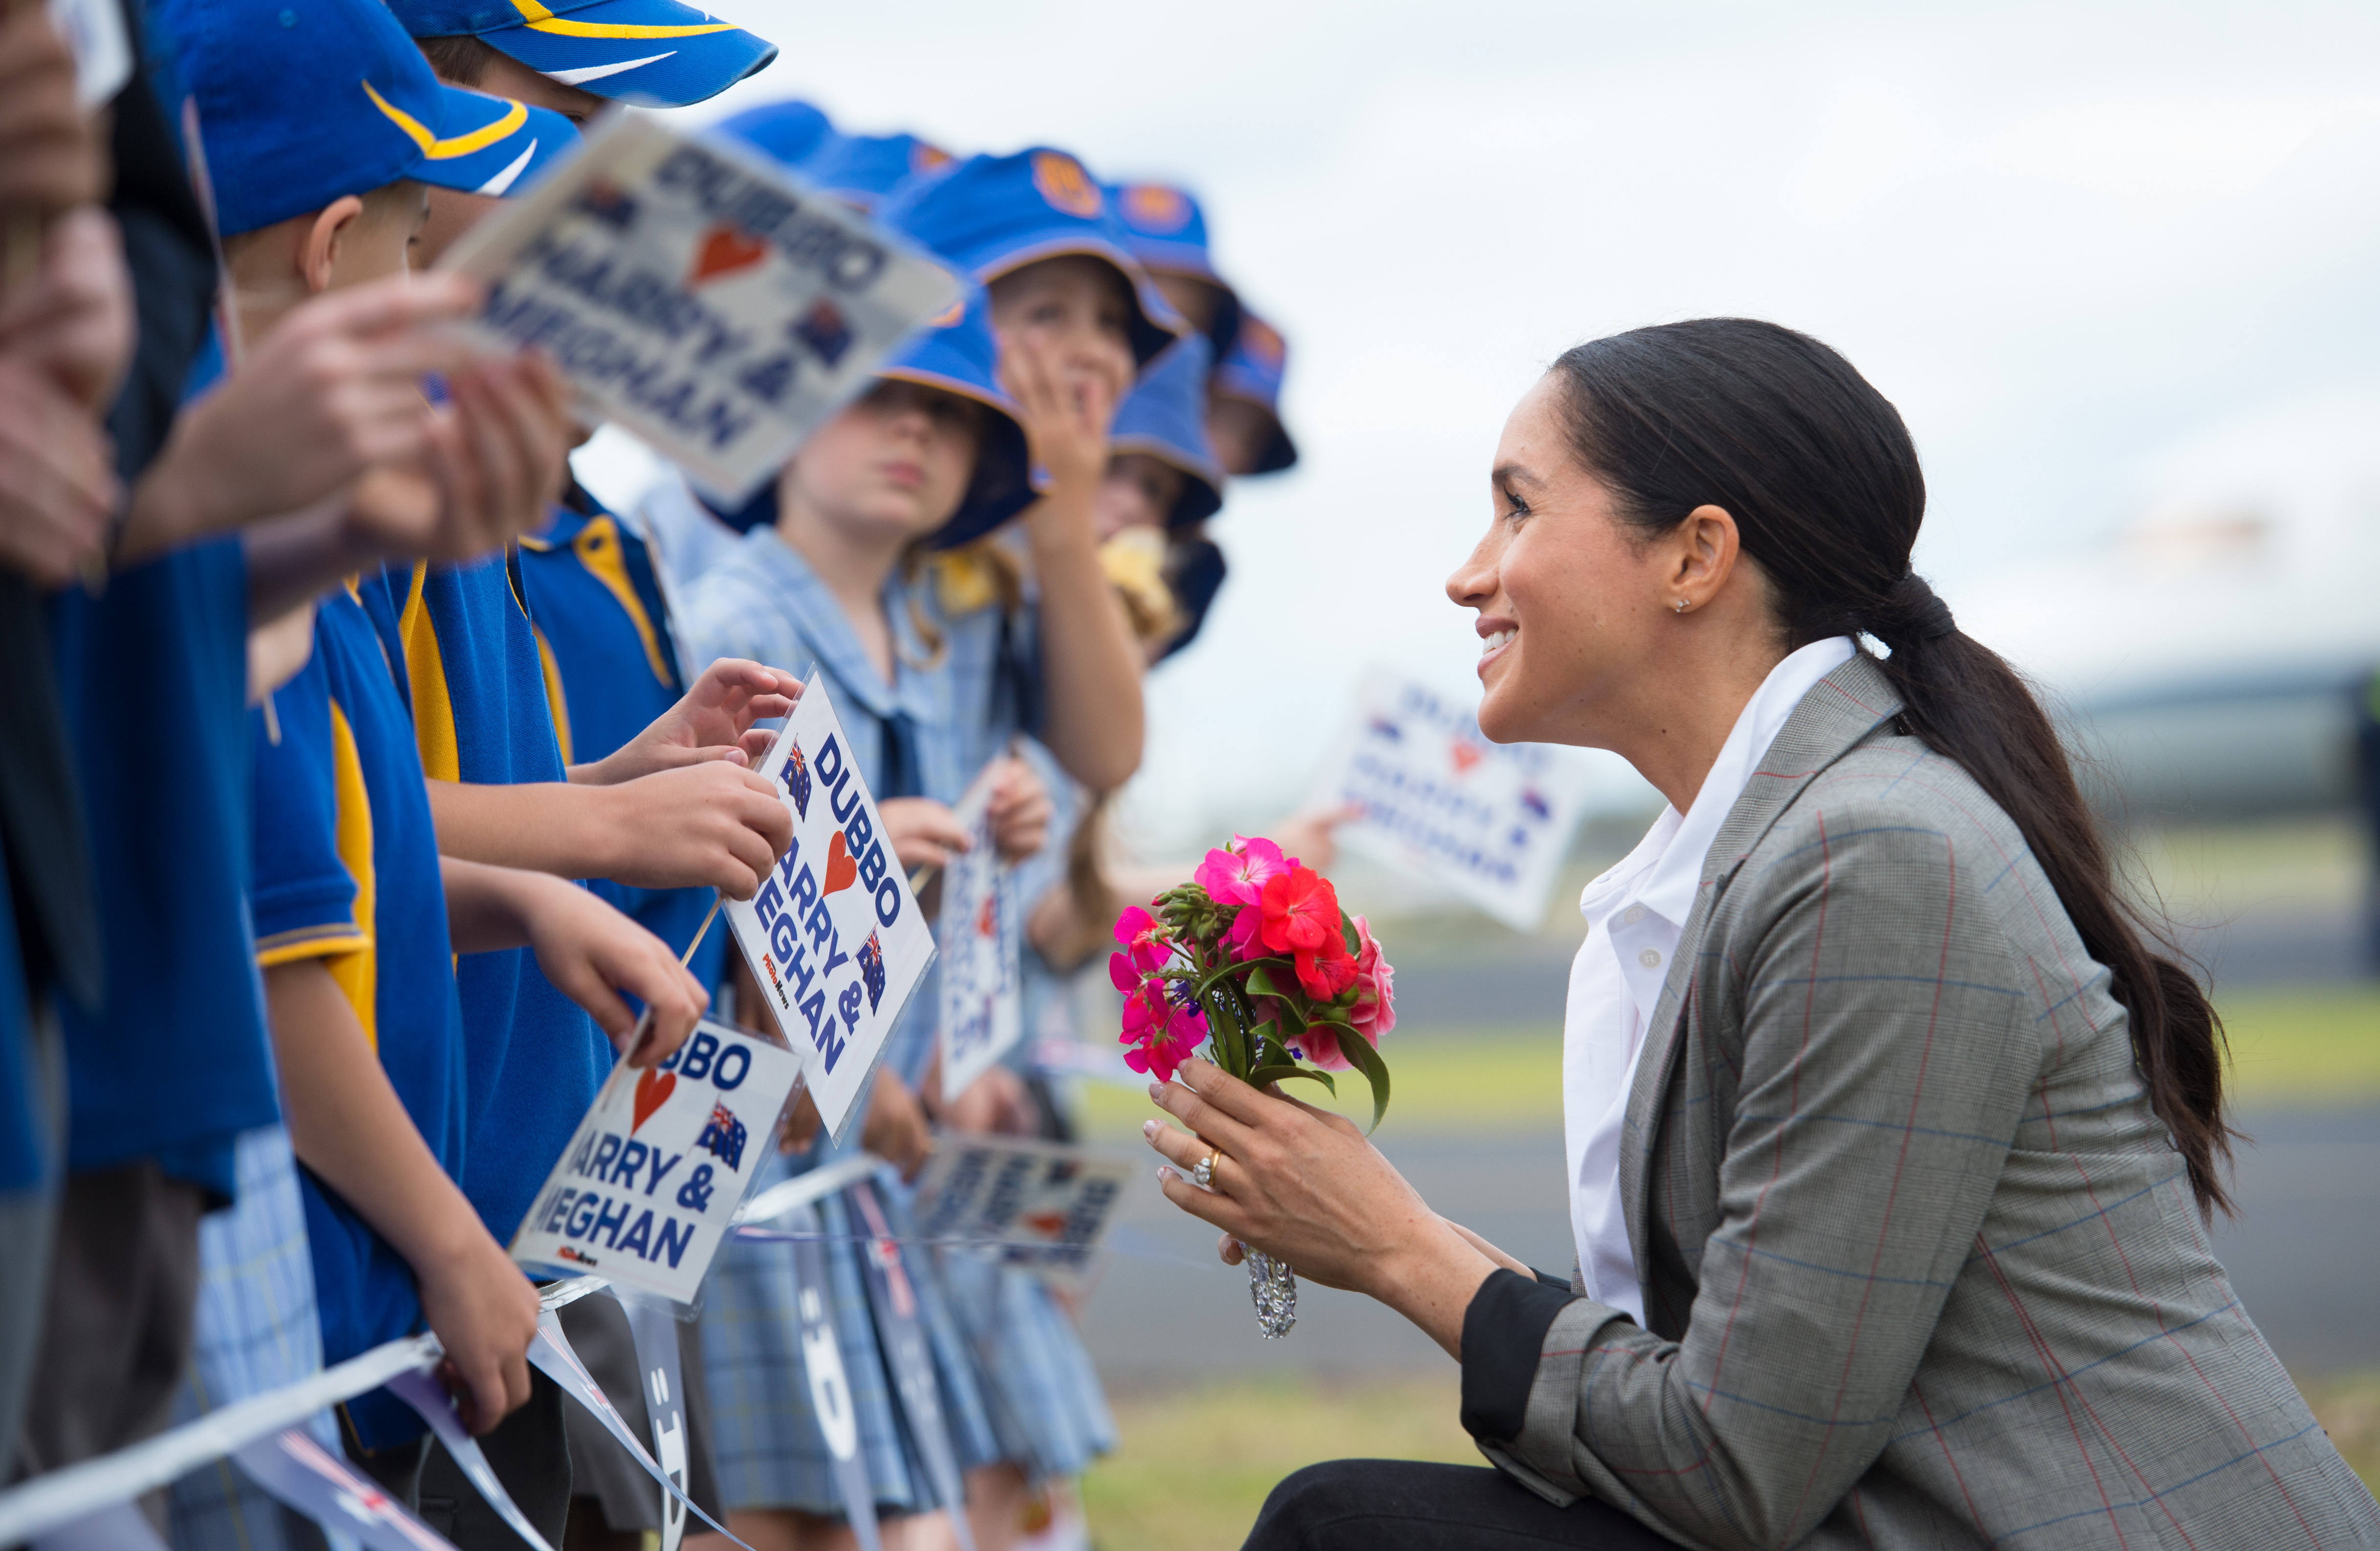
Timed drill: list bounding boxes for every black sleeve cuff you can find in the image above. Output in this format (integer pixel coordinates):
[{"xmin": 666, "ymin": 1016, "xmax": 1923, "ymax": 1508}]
[
  {"xmin": 1531, "ymin": 1266, "xmax": 1572, "ymax": 1290},
  {"xmin": 1459, "ymin": 1267, "xmax": 1574, "ymax": 1445}
]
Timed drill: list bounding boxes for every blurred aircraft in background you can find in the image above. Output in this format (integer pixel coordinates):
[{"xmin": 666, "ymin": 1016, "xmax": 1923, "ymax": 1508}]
[{"xmin": 1960, "ymin": 390, "xmax": 2380, "ymax": 823}]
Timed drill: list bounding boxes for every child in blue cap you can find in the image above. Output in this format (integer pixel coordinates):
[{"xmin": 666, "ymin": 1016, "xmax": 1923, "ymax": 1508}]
[
  {"xmin": 1109, "ymin": 180, "xmax": 1242, "ymax": 360},
  {"xmin": 392, "ymin": 0, "xmax": 777, "ymax": 114},
  {"xmin": 1209, "ymin": 307, "xmax": 1300, "ymax": 478}
]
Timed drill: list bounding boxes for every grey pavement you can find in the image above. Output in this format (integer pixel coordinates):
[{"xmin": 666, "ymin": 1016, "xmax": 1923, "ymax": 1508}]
[{"xmin": 1080, "ymin": 1104, "xmax": 2380, "ymax": 1383}]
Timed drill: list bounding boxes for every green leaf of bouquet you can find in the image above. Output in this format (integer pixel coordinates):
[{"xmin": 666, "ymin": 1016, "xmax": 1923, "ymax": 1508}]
[
  {"xmin": 1248, "ymin": 1063, "xmax": 1337, "ymax": 1098},
  {"xmin": 1340, "ymin": 907, "xmax": 1360, "ymax": 956},
  {"xmin": 1331, "ymin": 1024, "xmax": 1392, "ymax": 1132},
  {"xmin": 1244, "ymin": 963, "xmax": 1282, "ymax": 999}
]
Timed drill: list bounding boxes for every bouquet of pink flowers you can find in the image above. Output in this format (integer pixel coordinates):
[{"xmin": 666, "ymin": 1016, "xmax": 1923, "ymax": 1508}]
[{"xmin": 1109, "ymin": 836, "xmax": 1397, "ymax": 1335}]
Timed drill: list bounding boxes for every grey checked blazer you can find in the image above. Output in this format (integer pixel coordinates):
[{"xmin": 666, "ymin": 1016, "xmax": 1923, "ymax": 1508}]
[{"xmin": 1482, "ymin": 653, "xmax": 2380, "ymax": 1550}]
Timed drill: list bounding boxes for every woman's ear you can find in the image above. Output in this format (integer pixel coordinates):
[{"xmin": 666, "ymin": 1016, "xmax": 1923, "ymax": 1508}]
[
  {"xmin": 1667, "ymin": 503, "xmax": 1742, "ymax": 613},
  {"xmin": 299, "ymin": 196, "xmax": 366, "ymax": 295}
]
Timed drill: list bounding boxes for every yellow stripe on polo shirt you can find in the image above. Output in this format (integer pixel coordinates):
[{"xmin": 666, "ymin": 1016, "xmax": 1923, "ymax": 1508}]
[
  {"xmin": 324, "ymin": 697, "xmax": 380, "ymax": 1048},
  {"xmin": 361, "ymin": 81, "xmax": 528, "ymax": 161},
  {"xmin": 396, "ymin": 562, "xmax": 462, "ymax": 784},
  {"xmin": 508, "ymin": 0, "xmax": 733, "ymax": 38},
  {"xmin": 532, "ymin": 622, "xmax": 574, "ymax": 766},
  {"xmin": 572, "ymin": 517, "xmax": 673, "ymax": 688}
]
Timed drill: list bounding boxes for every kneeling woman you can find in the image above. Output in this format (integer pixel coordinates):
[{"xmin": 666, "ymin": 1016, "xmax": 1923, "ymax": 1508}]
[{"xmin": 1143, "ymin": 320, "xmax": 2380, "ymax": 1550}]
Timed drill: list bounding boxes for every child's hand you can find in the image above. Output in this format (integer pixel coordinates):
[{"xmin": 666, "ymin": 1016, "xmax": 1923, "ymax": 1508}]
[
  {"xmin": 997, "ymin": 327, "xmax": 1123, "ymax": 499},
  {"xmin": 985, "ymin": 756, "xmax": 1052, "ymax": 864},
  {"xmin": 878, "ymin": 798, "xmax": 972, "ymax": 873},
  {"xmin": 0, "ymin": 3, "xmax": 102, "ymax": 214},
  {"xmin": 860, "ymin": 1070, "xmax": 931, "ymax": 1179},
  {"xmin": 517, "ymin": 878, "xmax": 708, "ymax": 1065},
  {"xmin": 379, "ymin": 350, "xmax": 573, "ymax": 563},
  {"xmin": 591, "ymin": 762, "xmax": 793, "ymax": 898},
  {"xmin": 0, "ymin": 355, "xmax": 115, "ymax": 587},
  {"xmin": 778, "ymin": 1082, "xmax": 822, "ymax": 1154},
  {"xmin": 1268, "ymin": 803, "xmax": 1362, "ymax": 874},
  {"xmin": 575, "ymin": 660, "xmax": 801, "ymax": 785},
  {"xmin": 417, "ymin": 1228, "xmax": 541, "ymax": 1435},
  {"xmin": 0, "ymin": 206, "xmax": 133, "ymax": 413},
  {"xmin": 947, "ymin": 1065, "xmax": 1039, "ymax": 1138}
]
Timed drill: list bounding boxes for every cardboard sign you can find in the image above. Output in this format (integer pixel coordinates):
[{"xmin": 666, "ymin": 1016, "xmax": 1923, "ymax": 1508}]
[
  {"xmin": 935, "ymin": 769, "xmax": 1021, "ymax": 1102},
  {"xmin": 436, "ymin": 112, "xmax": 959, "ymax": 502},
  {"xmin": 1308, "ymin": 668, "xmax": 1599, "ymax": 930},
  {"xmin": 723, "ymin": 676, "xmax": 936, "ymax": 1144},
  {"xmin": 510, "ymin": 1019, "xmax": 801, "ymax": 1303},
  {"xmin": 909, "ymin": 1137, "xmax": 1133, "ymax": 1288}
]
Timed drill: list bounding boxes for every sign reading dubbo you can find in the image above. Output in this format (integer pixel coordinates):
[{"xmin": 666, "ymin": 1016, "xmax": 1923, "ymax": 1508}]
[
  {"xmin": 725, "ymin": 677, "xmax": 936, "ymax": 1144},
  {"xmin": 1309, "ymin": 667, "xmax": 1600, "ymax": 931},
  {"xmin": 910, "ymin": 1137, "xmax": 1133, "ymax": 1289},
  {"xmin": 935, "ymin": 767, "xmax": 1021, "ymax": 1102},
  {"xmin": 512, "ymin": 1018, "xmax": 801, "ymax": 1304},
  {"xmin": 436, "ymin": 112, "xmax": 959, "ymax": 502}
]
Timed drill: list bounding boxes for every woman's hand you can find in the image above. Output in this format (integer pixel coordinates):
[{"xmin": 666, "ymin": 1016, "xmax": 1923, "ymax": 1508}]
[{"xmin": 1144, "ymin": 1056, "xmax": 1495, "ymax": 1357}]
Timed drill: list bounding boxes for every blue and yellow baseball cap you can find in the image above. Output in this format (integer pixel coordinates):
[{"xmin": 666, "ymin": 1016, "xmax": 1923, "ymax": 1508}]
[
  {"xmin": 169, "ymin": 0, "xmax": 575, "ymax": 237},
  {"xmin": 711, "ymin": 98, "xmax": 834, "ymax": 169},
  {"xmin": 1109, "ymin": 334, "xmax": 1222, "ymax": 532},
  {"xmin": 1108, "ymin": 181, "xmax": 1241, "ymax": 357},
  {"xmin": 796, "ymin": 131, "xmax": 958, "ymax": 212},
  {"xmin": 389, "ymin": 0, "xmax": 776, "ymax": 109},
  {"xmin": 1212, "ymin": 309, "xmax": 1298, "ymax": 476},
  {"xmin": 876, "ymin": 148, "xmax": 1186, "ymax": 370}
]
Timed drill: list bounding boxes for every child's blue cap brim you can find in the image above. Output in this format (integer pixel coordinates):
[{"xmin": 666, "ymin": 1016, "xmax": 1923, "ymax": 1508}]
[
  {"xmin": 379, "ymin": 83, "xmax": 578, "ymax": 197},
  {"xmin": 464, "ymin": 0, "xmax": 776, "ymax": 107},
  {"xmin": 711, "ymin": 99, "xmax": 835, "ymax": 171},
  {"xmin": 796, "ymin": 131, "xmax": 957, "ymax": 212},
  {"xmin": 1108, "ymin": 333, "xmax": 1223, "ymax": 530},
  {"xmin": 1213, "ymin": 309, "xmax": 1298, "ymax": 475}
]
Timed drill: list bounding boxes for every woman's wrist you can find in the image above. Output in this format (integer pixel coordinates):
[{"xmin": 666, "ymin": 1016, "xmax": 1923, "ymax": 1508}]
[{"xmin": 1368, "ymin": 1216, "xmax": 1499, "ymax": 1357}]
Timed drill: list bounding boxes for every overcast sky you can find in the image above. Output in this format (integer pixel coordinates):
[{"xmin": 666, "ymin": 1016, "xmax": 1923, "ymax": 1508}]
[{"xmin": 583, "ymin": 0, "xmax": 2380, "ymax": 850}]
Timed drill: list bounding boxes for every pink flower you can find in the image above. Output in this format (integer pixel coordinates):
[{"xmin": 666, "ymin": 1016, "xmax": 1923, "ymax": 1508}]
[
  {"xmin": 1349, "ymin": 915, "xmax": 1395, "ymax": 1043},
  {"xmin": 1112, "ymin": 905, "xmax": 1170, "ymax": 975},
  {"xmin": 1194, "ymin": 835, "xmax": 1291, "ymax": 908},
  {"xmin": 1290, "ymin": 1024, "xmax": 1351, "ymax": 1071},
  {"xmin": 1225, "ymin": 905, "xmax": 1265, "ymax": 961},
  {"xmin": 1116, "ymin": 970, "xmax": 1205, "ymax": 1083}
]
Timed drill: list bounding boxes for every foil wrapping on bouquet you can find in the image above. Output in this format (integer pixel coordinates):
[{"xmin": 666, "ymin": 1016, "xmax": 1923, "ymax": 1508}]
[{"xmin": 1246, "ymin": 1248, "xmax": 1297, "ymax": 1339}]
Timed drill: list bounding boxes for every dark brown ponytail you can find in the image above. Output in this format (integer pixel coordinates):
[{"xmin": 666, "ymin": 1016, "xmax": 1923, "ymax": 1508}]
[{"xmin": 1550, "ymin": 319, "xmax": 2234, "ymax": 1215}]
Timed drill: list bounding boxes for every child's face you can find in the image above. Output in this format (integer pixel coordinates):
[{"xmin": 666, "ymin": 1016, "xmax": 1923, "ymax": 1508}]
[
  {"xmin": 1094, "ymin": 452, "xmax": 1185, "ymax": 542},
  {"xmin": 1207, "ymin": 393, "xmax": 1274, "ymax": 479},
  {"xmin": 414, "ymin": 49, "xmax": 602, "ymax": 269},
  {"xmin": 782, "ymin": 379, "xmax": 982, "ymax": 544},
  {"xmin": 988, "ymin": 256, "xmax": 1136, "ymax": 415},
  {"xmin": 1152, "ymin": 274, "xmax": 1222, "ymax": 339}
]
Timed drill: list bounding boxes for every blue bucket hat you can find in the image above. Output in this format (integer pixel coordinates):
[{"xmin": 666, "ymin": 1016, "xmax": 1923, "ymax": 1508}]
[
  {"xmin": 1108, "ymin": 181, "xmax": 1241, "ymax": 358},
  {"xmin": 1212, "ymin": 308, "xmax": 1298, "ymax": 476},
  {"xmin": 1109, "ymin": 334, "xmax": 1222, "ymax": 531},
  {"xmin": 796, "ymin": 131, "xmax": 958, "ymax": 212},
  {"xmin": 169, "ymin": 0, "xmax": 577, "ymax": 237},
  {"xmin": 388, "ymin": 0, "xmax": 775, "ymax": 109},
  {"xmin": 697, "ymin": 286, "xmax": 1037, "ymax": 550},
  {"xmin": 710, "ymin": 98, "xmax": 834, "ymax": 170},
  {"xmin": 875, "ymin": 148, "xmax": 1185, "ymax": 369}
]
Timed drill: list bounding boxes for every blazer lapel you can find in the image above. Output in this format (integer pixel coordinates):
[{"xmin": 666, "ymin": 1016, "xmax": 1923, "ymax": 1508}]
[{"xmin": 1617, "ymin": 653, "xmax": 1906, "ymax": 1296}]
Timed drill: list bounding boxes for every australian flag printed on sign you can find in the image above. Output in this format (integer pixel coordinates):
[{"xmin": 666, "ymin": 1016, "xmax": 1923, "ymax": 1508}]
[
  {"xmin": 780, "ymin": 743, "xmax": 811, "ymax": 818},
  {"xmin": 858, "ymin": 931, "xmax": 886, "ymax": 1012},
  {"xmin": 697, "ymin": 1102, "xmax": 747, "ymax": 1172}
]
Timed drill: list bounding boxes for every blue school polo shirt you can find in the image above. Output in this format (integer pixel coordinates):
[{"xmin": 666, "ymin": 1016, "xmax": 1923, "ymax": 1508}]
[
  {"xmin": 358, "ymin": 553, "xmax": 609, "ymax": 1241},
  {"xmin": 47, "ymin": 337, "xmax": 275, "ymax": 1200},
  {"xmin": 251, "ymin": 585, "xmax": 469, "ymax": 1447},
  {"xmin": 517, "ymin": 496, "xmax": 726, "ymax": 992}
]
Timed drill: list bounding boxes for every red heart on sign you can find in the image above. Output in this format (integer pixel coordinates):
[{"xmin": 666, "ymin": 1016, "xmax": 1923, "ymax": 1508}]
[
  {"xmin": 690, "ymin": 225, "xmax": 767, "ymax": 286},
  {"xmin": 822, "ymin": 830, "xmax": 860, "ymax": 896},
  {"xmin": 1450, "ymin": 741, "xmax": 1485, "ymax": 775},
  {"xmin": 632, "ymin": 1068, "xmax": 675, "ymax": 1134}
]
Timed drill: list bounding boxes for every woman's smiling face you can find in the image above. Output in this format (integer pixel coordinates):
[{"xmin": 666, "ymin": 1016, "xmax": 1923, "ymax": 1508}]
[{"xmin": 1447, "ymin": 373, "xmax": 1678, "ymax": 748}]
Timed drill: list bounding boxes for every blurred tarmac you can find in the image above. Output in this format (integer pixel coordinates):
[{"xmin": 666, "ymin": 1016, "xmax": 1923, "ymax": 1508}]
[{"xmin": 1079, "ymin": 902, "xmax": 2379, "ymax": 1385}]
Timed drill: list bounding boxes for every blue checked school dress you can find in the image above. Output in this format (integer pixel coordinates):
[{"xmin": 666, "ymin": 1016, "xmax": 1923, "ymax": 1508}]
[
  {"xmin": 678, "ymin": 529, "xmax": 998, "ymax": 1516},
  {"xmin": 167, "ymin": 1125, "xmax": 351, "ymax": 1551}
]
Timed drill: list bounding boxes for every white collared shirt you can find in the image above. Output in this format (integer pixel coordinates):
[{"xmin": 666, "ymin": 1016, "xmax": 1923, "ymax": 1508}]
[{"xmin": 1562, "ymin": 636, "xmax": 1857, "ymax": 1318}]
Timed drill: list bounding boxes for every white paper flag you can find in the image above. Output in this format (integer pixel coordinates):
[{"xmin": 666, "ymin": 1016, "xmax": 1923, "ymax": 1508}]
[
  {"xmin": 435, "ymin": 112, "xmax": 958, "ymax": 502},
  {"xmin": 510, "ymin": 1018, "xmax": 801, "ymax": 1304},
  {"xmin": 1308, "ymin": 667, "xmax": 1600, "ymax": 931},
  {"xmin": 724, "ymin": 676, "xmax": 936, "ymax": 1143},
  {"xmin": 934, "ymin": 768, "xmax": 1021, "ymax": 1102},
  {"xmin": 909, "ymin": 1136, "xmax": 1133, "ymax": 1289}
]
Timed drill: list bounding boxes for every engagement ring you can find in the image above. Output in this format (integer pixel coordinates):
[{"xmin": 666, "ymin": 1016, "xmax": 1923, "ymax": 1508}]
[{"xmin": 1192, "ymin": 1149, "xmax": 1219, "ymax": 1189}]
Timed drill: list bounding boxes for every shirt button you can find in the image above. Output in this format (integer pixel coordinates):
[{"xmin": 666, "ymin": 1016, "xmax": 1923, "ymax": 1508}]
[
  {"xmin": 1638, "ymin": 947, "xmax": 1662, "ymax": 969},
  {"xmin": 1624, "ymin": 906, "xmax": 1645, "ymax": 925}
]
